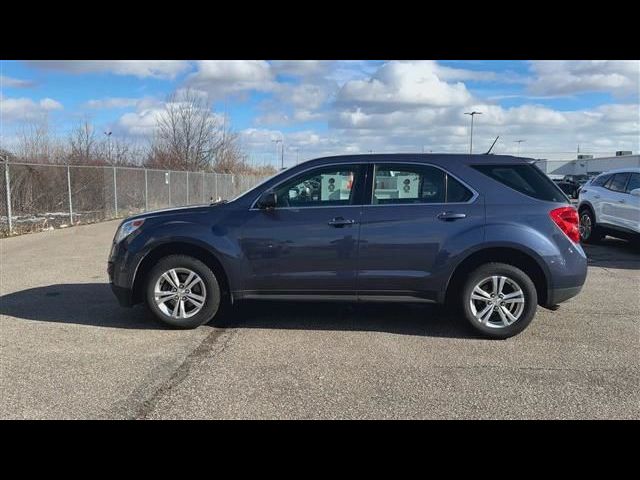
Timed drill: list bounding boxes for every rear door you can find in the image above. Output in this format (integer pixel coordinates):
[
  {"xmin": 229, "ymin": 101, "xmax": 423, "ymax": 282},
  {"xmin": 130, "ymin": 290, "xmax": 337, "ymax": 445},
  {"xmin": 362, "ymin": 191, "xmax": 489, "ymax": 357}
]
[{"xmin": 356, "ymin": 162, "xmax": 484, "ymax": 302}]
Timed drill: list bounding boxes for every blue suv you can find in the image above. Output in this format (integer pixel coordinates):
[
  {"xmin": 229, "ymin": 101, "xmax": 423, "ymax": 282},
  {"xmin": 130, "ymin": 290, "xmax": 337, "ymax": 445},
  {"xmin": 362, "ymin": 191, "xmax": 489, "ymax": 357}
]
[{"xmin": 108, "ymin": 154, "xmax": 587, "ymax": 338}]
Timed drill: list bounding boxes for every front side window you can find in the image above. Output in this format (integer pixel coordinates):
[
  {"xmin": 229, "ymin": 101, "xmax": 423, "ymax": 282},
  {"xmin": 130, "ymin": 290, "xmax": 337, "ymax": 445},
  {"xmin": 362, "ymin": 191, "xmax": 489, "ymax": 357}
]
[
  {"xmin": 372, "ymin": 164, "xmax": 473, "ymax": 204},
  {"xmin": 607, "ymin": 173, "xmax": 630, "ymax": 193},
  {"xmin": 272, "ymin": 165, "xmax": 363, "ymax": 208},
  {"xmin": 591, "ymin": 173, "xmax": 611, "ymax": 187}
]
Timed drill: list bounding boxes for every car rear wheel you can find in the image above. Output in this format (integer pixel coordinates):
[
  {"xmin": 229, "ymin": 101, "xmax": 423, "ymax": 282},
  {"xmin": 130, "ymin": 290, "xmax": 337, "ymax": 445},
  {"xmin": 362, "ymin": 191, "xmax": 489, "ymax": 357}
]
[
  {"xmin": 145, "ymin": 254, "xmax": 221, "ymax": 329},
  {"xmin": 578, "ymin": 207, "xmax": 603, "ymax": 244},
  {"xmin": 461, "ymin": 263, "xmax": 537, "ymax": 339}
]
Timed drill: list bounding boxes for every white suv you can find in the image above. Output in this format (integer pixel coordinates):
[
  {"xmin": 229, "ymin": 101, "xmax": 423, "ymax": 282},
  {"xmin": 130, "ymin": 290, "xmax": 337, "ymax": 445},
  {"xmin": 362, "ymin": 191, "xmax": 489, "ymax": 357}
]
[{"xmin": 578, "ymin": 168, "xmax": 640, "ymax": 244}]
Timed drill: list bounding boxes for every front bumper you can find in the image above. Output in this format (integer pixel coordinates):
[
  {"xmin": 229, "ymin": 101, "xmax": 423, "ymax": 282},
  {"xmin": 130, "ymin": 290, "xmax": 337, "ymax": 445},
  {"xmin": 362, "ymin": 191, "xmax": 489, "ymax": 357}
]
[{"xmin": 110, "ymin": 282, "xmax": 134, "ymax": 307}]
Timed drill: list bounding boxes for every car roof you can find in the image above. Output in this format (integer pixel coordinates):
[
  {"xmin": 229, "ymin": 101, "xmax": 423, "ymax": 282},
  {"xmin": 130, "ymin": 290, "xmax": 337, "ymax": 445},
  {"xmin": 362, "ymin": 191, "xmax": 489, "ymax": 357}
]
[
  {"xmin": 597, "ymin": 167, "xmax": 640, "ymax": 175},
  {"xmin": 298, "ymin": 153, "xmax": 535, "ymax": 168}
]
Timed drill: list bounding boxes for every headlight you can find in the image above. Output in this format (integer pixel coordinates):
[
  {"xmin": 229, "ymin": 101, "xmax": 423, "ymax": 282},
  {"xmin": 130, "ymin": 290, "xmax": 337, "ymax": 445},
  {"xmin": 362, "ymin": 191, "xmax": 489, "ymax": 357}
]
[{"xmin": 115, "ymin": 219, "xmax": 145, "ymax": 243}]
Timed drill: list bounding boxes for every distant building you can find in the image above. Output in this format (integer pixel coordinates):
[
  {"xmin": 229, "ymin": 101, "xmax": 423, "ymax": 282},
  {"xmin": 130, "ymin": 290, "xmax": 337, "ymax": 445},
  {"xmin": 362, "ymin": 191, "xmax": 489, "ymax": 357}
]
[{"xmin": 541, "ymin": 152, "xmax": 639, "ymax": 176}]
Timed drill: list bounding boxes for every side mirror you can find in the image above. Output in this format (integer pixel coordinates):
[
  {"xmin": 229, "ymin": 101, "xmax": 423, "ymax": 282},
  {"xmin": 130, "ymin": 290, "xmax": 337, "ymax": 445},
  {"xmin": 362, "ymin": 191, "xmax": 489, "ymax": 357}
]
[
  {"xmin": 630, "ymin": 188, "xmax": 640, "ymax": 197},
  {"xmin": 256, "ymin": 191, "xmax": 277, "ymax": 209}
]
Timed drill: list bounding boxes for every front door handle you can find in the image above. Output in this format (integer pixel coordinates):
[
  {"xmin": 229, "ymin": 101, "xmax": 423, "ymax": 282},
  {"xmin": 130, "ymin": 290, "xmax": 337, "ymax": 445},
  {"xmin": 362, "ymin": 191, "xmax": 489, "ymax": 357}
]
[
  {"xmin": 437, "ymin": 212, "xmax": 467, "ymax": 221},
  {"xmin": 594, "ymin": 195, "xmax": 601, "ymax": 199},
  {"xmin": 618, "ymin": 199, "xmax": 625, "ymax": 203},
  {"xmin": 328, "ymin": 217, "xmax": 356, "ymax": 227}
]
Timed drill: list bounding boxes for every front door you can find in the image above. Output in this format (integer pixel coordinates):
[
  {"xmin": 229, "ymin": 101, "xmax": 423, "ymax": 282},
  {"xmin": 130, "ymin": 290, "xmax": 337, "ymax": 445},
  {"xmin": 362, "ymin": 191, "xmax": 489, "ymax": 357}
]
[
  {"xmin": 237, "ymin": 164, "xmax": 366, "ymax": 296},
  {"xmin": 601, "ymin": 172, "xmax": 631, "ymax": 228}
]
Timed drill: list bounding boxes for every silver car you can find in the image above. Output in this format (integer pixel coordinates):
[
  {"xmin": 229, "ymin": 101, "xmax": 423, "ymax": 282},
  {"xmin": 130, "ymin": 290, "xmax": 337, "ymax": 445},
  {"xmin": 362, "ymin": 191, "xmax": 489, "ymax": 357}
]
[{"xmin": 578, "ymin": 168, "xmax": 640, "ymax": 244}]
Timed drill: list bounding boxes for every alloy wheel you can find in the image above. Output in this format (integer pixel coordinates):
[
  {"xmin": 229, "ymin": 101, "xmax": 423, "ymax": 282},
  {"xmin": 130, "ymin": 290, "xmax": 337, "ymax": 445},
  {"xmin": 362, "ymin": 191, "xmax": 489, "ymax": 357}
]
[
  {"xmin": 469, "ymin": 275, "xmax": 525, "ymax": 328},
  {"xmin": 154, "ymin": 268, "xmax": 207, "ymax": 319}
]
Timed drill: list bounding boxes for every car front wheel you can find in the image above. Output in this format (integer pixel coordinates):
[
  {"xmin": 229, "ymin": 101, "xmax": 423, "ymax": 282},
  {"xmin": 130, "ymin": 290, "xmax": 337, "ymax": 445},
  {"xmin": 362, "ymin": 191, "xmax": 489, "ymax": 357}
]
[
  {"xmin": 145, "ymin": 254, "xmax": 221, "ymax": 329},
  {"xmin": 461, "ymin": 263, "xmax": 538, "ymax": 339}
]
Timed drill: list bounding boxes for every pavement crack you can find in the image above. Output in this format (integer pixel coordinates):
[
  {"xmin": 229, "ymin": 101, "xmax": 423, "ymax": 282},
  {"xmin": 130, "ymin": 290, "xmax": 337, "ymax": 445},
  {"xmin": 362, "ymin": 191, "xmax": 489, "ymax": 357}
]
[{"xmin": 128, "ymin": 326, "xmax": 237, "ymax": 420}]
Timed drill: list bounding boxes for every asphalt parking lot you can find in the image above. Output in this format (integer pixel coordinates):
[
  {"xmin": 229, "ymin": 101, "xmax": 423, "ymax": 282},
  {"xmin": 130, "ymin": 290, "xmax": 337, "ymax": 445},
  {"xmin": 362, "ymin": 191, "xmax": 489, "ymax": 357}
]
[{"xmin": 1, "ymin": 220, "xmax": 638, "ymax": 419}]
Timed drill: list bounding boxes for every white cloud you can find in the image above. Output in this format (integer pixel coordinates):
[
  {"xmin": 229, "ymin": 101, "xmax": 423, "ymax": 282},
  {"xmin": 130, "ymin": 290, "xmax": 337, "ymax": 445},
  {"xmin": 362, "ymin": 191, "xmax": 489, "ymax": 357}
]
[
  {"xmin": 270, "ymin": 60, "xmax": 332, "ymax": 77},
  {"xmin": 117, "ymin": 108, "xmax": 164, "ymax": 137},
  {"xmin": 25, "ymin": 60, "xmax": 191, "ymax": 79},
  {"xmin": 336, "ymin": 61, "xmax": 472, "ymax": 110},
  {"xmin": 115, "ymin": 96, "xmax": 224, "ymax": 138},
  {"xmin": 0, "ymin": 95, "xmax": 63, "ymax": 122},
  {"xmin": 528, "ymin": 60, "xmax": 640, "ymax": 96},
  {"xmin": 84, "ymin": 97, "xmax": 142, "ymax": 109},
  {"xmin": 1, "ymin": 75, "xmax": 36, "ymax": 88},
  {"xmin": 187, "ymin": 60, "xmax": 275, "ymax": 97}
]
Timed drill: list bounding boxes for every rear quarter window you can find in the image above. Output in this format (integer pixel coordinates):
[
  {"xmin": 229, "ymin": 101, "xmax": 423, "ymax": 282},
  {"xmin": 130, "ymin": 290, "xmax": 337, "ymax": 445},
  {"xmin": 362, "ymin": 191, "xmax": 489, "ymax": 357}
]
[{"xmin": 472, "ymin": 164, "xmax": 567, "ymax": 203}]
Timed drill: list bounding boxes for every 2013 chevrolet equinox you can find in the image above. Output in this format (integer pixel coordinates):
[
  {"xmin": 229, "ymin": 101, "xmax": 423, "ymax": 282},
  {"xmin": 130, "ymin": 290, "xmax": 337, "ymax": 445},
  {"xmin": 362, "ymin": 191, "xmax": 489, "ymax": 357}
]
[{"xmin": 108, "ymin": 154, "xmax": 587, "ymax": 339}]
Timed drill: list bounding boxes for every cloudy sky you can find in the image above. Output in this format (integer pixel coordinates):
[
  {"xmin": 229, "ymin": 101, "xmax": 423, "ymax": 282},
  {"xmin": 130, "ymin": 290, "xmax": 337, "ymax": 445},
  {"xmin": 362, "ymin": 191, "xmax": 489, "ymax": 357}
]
[{"xmin": 1, "ymin": 60, "xmax": 638, "ymax": 165}]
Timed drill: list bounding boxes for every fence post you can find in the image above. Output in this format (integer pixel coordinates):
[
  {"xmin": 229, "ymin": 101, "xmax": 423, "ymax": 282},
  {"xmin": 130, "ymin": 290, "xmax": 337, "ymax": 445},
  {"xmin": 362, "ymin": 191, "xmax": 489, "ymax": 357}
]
[
  {"xmin": 3, "ymin": 159, "xmax": 12, "ymax": 235},
  {"xmin": 186, "ymin": 171, "xmax": 190, "ymax": 205},
  {"xmin": 66, "ymin": 163, "xmax": 73, "ymax": 225},
  {"xmin": 202, "ymin": 171, "xmax": 205, "ymax": 203},
  {"xmin": 168, "ymin": 171, "xmax": 171, "ymax": 207},
  {"xmin": 113, "ymin": 166, "xmax": 118, "ymax": 217},
  {"xmin": 214, "ymin": 174, "xmax": 218, "ymax": 201},
  {"xmin": 144, "ymin": 168, "xmax": 148, "ymax": 211}
]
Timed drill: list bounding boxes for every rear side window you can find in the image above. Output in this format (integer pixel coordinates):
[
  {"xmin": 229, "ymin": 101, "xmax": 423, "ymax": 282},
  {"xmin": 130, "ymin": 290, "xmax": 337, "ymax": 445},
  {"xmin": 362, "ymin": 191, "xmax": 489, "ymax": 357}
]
[
  {"xmin": 606, "ymin": 173, "xmax": 630, "ymax": 193},
  {"xmin": 472, "ymin": 164, "xmax": 567, "ymax": 202},
  {"xmin": 372, "ymin": 164, "xmax": 474, "ymax": 204}
]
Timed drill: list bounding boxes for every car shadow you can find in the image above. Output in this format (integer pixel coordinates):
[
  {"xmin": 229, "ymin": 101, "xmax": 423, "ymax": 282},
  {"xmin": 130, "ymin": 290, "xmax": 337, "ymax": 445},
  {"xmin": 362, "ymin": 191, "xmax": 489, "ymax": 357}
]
[
  {"xmin": 0, "ymin": 283, "xmax": 162, "ymax": 330},
  {"xmin": 0, "ymin": 283, "xmax": 482, "ymax": 339},
  {"xmin": 582, "ymin": 236, "xmax": 640, "ymax": 270},
  {"xmin": 223, "ymin": 300, "xmax": 482, "ymax": 339}
]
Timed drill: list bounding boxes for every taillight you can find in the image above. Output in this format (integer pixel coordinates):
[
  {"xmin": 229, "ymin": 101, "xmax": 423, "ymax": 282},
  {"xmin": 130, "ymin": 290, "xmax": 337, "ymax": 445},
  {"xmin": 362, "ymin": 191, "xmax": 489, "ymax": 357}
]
[{"xmin": 550, "ymin": 206, "xmax": 580, "ymax": 243}]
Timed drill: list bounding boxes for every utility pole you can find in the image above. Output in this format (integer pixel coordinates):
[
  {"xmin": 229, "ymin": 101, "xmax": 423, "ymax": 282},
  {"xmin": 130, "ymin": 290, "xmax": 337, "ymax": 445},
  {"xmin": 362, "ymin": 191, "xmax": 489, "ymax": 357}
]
[
  {"xmin": 293, "ymin": 147, "xmax": 300, "ymax": 165},
  {"xmin": 464, "ymin": 111, "xmax": 482, "ymax": 154},
  {"xmin": 514, "ymin": 139, "xmax": 525, "ymax": 156}
]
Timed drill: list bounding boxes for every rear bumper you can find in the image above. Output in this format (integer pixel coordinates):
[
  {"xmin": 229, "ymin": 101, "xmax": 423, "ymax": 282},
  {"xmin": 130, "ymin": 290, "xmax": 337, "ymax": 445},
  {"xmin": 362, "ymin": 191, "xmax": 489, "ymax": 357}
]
[{"xmin": 546, "ymin": 285, "xmax": 584, "ymax": 307}]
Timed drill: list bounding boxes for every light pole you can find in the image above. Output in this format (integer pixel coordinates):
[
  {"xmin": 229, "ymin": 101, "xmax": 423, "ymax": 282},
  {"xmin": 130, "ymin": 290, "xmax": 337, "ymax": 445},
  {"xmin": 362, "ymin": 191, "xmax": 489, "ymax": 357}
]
[
  {"xmin": 104, "ymin": 131, "xmax": 112, "ymax": 164},
  {"xmin": 293, "ymin": 147, "xmax": 300, "ymax": 165},
  {"xmin": 464, "ymin": 111, "xmax": 482, "ymax": 154},
  {"xmin": 272, "ymin": 138, "xmax": 283, "ymax": 169},
  {"xmin": 514, "ymin": 139, "xmax": 525, "ymax": 156}
]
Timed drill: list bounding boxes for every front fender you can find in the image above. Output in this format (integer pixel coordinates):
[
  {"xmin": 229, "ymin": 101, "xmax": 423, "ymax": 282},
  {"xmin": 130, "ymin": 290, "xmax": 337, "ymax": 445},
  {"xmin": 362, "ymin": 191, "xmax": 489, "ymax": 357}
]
[{"xmin": 118, "ymin": 219, "xmax": 244, "ymax": 290}]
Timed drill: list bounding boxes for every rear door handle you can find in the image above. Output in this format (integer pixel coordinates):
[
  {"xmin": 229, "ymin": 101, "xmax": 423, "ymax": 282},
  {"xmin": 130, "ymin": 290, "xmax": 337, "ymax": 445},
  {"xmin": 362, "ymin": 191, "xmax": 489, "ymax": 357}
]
[
  {"xmin": 594, "ymin": 195, "xmax": 601, "ymax": 199},
  {"xmin": 618, "ymin": 199, "xmax": 625, "ymax": 203},
  {"xmin": 437, "ymin": 212, "xmax": 467, "ymax": 221},
  {"xmin": 328, "ymin": 217, "xmax": 356, "ymax": 227}
]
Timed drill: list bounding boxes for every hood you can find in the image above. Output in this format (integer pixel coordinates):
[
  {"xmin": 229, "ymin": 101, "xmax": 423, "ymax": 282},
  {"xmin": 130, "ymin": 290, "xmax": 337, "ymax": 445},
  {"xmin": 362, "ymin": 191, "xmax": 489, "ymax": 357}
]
[{"xmin": 124, "ymin": 201, "xmax": 228, "ymax": 222}]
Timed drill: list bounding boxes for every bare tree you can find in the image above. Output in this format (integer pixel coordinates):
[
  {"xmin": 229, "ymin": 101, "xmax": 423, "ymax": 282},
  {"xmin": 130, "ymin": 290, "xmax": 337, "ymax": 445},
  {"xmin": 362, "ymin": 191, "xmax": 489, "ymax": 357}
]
[
  {"xmin": 147, "ymin": 89, "xmax": 223, "ymax": 171},
  {"xmin": 16, "ymin": 115, "xmax": 63, "ymax": 163},
  {"xmin": 69, "ymin": 119, "xmax": 98, "ymax": 165}
]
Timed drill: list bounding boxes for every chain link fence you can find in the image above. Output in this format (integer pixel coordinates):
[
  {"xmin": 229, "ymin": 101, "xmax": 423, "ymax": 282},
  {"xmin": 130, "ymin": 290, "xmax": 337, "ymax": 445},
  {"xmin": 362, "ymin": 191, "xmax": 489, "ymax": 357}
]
[{"xmin": 0, "ymin": 161, "xmax": 268, "ymax": 237}]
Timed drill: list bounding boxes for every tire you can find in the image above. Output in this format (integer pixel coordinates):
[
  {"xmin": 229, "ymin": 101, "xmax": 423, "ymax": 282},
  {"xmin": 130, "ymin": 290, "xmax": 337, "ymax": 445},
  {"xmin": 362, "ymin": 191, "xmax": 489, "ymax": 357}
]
[
  {"xmin": 461, "ymin": 263, "xmax": 538, "ymax": 339},
  {"xmin": 579, "ymin": 207, "xmax": 603, "ymax": 244},
  {"xmin": 145, "ymin": 254, "xmax": 221, "ymax": 329}
]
